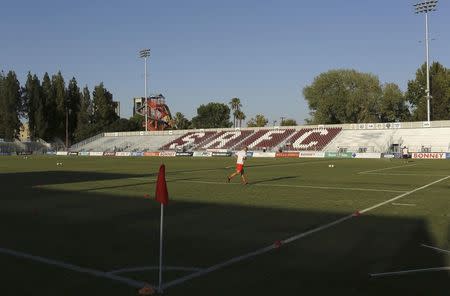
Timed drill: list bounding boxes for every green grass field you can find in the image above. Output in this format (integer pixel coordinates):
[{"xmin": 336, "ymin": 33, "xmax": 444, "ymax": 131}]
[{"xmin": 1, "ymin": 156, "xmax": 449, "ymax": 295}]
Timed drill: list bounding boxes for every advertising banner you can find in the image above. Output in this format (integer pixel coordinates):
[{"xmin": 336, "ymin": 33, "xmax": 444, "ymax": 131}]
[
  {"xmin": 160, "ymin": 151, "xmax": 176, "ymax": 157},
  {"xmin": 56, "ymin": 151, "xmax": 68, "ymax": 156},
  {"xmin": 78, "ymin": 151, "xmax": 90, "ymax": 156},
  {"xmin": 193, "ymin": 151, "xmax": 213, "ymax": 157},
  {"xmin": 325, "ymin": 152, "xmax": 352, "ymax": 158},
  {"xmin": 0, "ymin": 152, "xmax": 11, "ymax": 156},
  {"xmin": 298, "ymin": 151, "xmax": 325, "ymax": 158},
  {"xmin": 176, "ymin": 152, "xmax": 194, "ymax": 157},
  {"xmin": 212, "ymin": 151, "xmax": 232, "ymax": 157},
  {"xmin": 116, "ymin": 152, "xmax": 131, "ymax": 157},
  {"xmin": 89, "ymin": 152, "xmax": 103, "ymax": 156},
  {"xmin": 144, "ymin": 152, "xmax": 160, "ymax": 157},
  {"xmin": 252, "ymin": 151, "xmax": 276, "ymax": 158},
  {"xmin": 275, "ymin": 152, "xmax": 300, "ymax": 158},
  {"xmin": 68, "ymin": 152, "xmax": 79, "ymax": 156},
  {"xmin": 446, "ymin": 153, "xmax": 450, "ymax": 159},
  {"xmin": 381, "ymin": 153, "xmax": 395, "ymax": 159},
  {"xmin": 206, "ymin": 149, "xmax": 229, "ymax": 153},
  {"xmin": 412, "ymin": 152, "xmax": 446, "ymax": 159},
  {"xmin": 352, "ymin": 153, "xmax": 381, "ymax": 159},
  {"xmin": 246, "ymin": 151, "xmax": 253, "ymax": 158},
  {"xmin": 46, "ymin": 151, "xmax": 56, "ymax": 155},
  {"xmin": 103, "ymin": 151, "xmax": 116, "ymax": 156},
  {"xmin": 131, "ymin": 152, "xmax": 144, "ymax": 157}
]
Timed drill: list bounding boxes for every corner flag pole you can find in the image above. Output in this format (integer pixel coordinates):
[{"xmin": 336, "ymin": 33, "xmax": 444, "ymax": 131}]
[
  {"xmin": 158, "ymin": 203, "xmax": 164, "ymax": 292},
  {"xmin": 155, "ymin": 164, "xmax": 169, "ymax": 293}
]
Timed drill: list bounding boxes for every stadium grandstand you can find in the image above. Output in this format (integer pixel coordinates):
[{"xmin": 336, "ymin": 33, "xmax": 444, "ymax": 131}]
[
  {"xmin": 69, "ymin": 120, "xmax": 450, "ymax": 154},
  {"xmin": 0, "ymin": 139, "xmax": 52, "ymax": 155}
]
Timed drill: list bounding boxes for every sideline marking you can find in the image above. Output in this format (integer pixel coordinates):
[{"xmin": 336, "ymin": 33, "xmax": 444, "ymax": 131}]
[
  {"xmin": 357, "ymin": 164, "xmax": 416, "ymax": 174},
  {"xmin": 0, "ymin": 247, "xmax": 150, "ymax": 289},
  {"xmin": 370, "ymin": 267, "xmax": 450, "ymax": 277},
  {"xmin": 421, "ymin": 244, "xmax": 450, "ymax": 255},
  {"xmin": 163, "ymin": 175, "xmax": 450, "ymax": 290},
  {"xmin": 359, "ymin": 176, "xmax": 449, "ymax": 214},
  {"xmin": 108, "ymin": 266, "xmax": 203, "ymax": 275},
  {"xmin": 178, "ymin": 180, "xmax": 405, "ymax": 193},
  {"xmin": 360, "ymin": 172, "xmax": 448, "ymax": 177}
]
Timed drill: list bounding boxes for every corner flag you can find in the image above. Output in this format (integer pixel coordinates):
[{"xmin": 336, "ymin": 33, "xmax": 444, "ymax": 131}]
[
  {"xmin": 155, "ymin": 164, "xmax": 168, "ymax": 293},
  {"xmin": 155, "ymin": 164, "xmax": 169, "ymax": 205}
]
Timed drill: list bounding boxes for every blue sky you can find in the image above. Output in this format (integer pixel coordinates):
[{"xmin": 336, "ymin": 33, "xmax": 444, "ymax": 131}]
[{"xmin": 1, "ymin": 0, "xmax": 449, "ymax": 124}]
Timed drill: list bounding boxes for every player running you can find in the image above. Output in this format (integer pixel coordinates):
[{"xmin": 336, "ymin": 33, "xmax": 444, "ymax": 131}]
[
  {"xmin": 402, "ymin": 146, "xmax": 409, "ymax": 163},
  {"xmin": 227, "ymin": 146, "xmax": 249, "ymax": 185}
]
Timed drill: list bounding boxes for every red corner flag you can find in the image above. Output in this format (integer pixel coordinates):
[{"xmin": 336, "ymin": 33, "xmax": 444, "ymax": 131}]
[{"xmin": 155, "ymin": 164, "xmax": 169, "ymax": 205}]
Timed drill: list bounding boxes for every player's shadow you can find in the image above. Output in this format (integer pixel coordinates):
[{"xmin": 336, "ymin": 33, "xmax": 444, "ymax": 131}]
[
  {"xmin": 249, "ymin": 176, "xmax": 298, "ymax": 185},
  {"xmin": 78, "ymin": 177, "xmax": 201, "ymax": 192}
]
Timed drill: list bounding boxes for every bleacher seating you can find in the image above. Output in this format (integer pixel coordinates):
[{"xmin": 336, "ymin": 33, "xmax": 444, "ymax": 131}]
[
  {"xmin": 0, "ymin": 141, "xmax": 48, "ymax": 154},
  {"xmin": 287, "ymin": 128, "xmax": 342, "ymax": 151},
  {"xmin": 326, "ymin": 129, "xmax": 397, "ymax": 153},
  {"xmin": 160, "ymin": 131, "xmax": 217, "ymax": 150},
  {"xmin": 390, "ymin": 127, "xmax": 450, "ymax": 152},
  {"xmin": 237, "ymin": 129, "xmax": 295, "ymax": 150},
  {"xmin": 74, "ymin": 134, "xmax": 178, "ymax": 152},
  {"xmin": 199, "ymin": 130, "xmax": 254, "ymax": 149},
  {"xmin": 326, "ymin": 127, "xmax": 450, "ymax": 153}
]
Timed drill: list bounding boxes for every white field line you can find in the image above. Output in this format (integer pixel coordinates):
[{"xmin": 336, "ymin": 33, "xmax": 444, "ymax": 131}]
[
  {"xmin": 370, "ymin": 267, "xmax": 450, "ymax": 277},
  {"xmin": 178, "ymin": 180, "xmax": 405, "ymax": 193},
  {"xmin": 162, "ymin": 175, "xmax": 450, "ymax": 290},
  {"xmin": 391, "ymin": 203, "xmax": 416, "ymax": 207},
  {"xmin": 421, "ymin": 244, "xmax": 450, "ymax": 255},
  {"xmin": 108, "ymin": 266, "xmax": 203, "ymax": 275},
  {"xmin": 359, "ymin": 176, "xmax": 450, "ymax": 214},
  {"xmin": 357, "ymin": 164, "xmax": 417, "ymax": 175},
  {"xmin": 360, "ymin": 172, "xmax": 448, "ymax": 177},
  {"xmin": 0, "ymin": 247, "xmax": 150, "ymax": 289}
]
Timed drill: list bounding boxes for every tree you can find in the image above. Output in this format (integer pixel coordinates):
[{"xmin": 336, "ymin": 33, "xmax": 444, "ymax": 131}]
[
  {"xmin": 247, "ymin": 114, "xmax": 268, "ymax": 127},
  {"xmin": 235, "ymin": 110, "xmax": 246, "ymax": 127},
  {"xmin": 379, "ymin": 83, "xmax": 410, "ymax": 122},
  {"xmin": 0, "ymin": 72, "xmax": 5, "ymax": 139},
  {"xmin": 173, "ymin": 112, "xmax": 191, "ymax": 130},
  {"xmin": 74, "ymin": 86, "xmax": 92, "ymax": 142},
  {"xmin": 191, "ymin": 102, "xmax": 232, "ymax": 128},
  {"xmin": 23, "ymin": 73, "xmax": 38, "ymax": 139},
  {"xmin": 303, "ymin": 69, "xmax": 383, "ymax": 124},
  {"xmin": 0, "ymin": 71, "xmax": 22, "ymax": 140},
  {"xmin": 280, "ymin": 118, "xmax": 297, "ymax": 126},
  {"xmin": 66, "ymin": 77, "xmax": 81, "ymax": 144},
  {"xmin": 52, "ymin": 72, "xmax": 66, "ymax": 140},
  {"xmin": 406, "ymin": 62, "xmax": 450, "ymax": 121},
  {"xmin": 129, "ymin": 114, "xmax": 145, "ymax": 131},
  {"xmin": 42, "ymin": 72, "xmax": 56, "ymax": 141},
  {"xmin": 92, "ymin": 82, "xmax": 119, "ymax": 127},
  {"xmin": 229, "ymin": 97, "xmax": 242, "ymax": 128},
  {"xmin": 104, "ymin": 118, "xmax": 138, "ymax": 132}
]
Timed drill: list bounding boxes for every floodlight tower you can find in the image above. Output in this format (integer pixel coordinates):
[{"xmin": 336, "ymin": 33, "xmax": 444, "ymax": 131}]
[
  {"xmin": 414, "ymin": 0, "xmax": 438, "ymax": 122},
  {"xmin": 139, "ymin": 49, "xmax": 151, "ymax": 131}
]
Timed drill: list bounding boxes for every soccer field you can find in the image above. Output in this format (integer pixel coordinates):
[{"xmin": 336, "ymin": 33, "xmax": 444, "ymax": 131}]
[{"xmin": 0, "ymin": 156, "xmax": 449, "ymax": 295}]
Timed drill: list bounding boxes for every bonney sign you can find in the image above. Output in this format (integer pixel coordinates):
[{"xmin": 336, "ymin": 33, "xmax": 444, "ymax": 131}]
[{"xmin": 412, "ymin": 152, "xmax": 446, "ymax": 159}]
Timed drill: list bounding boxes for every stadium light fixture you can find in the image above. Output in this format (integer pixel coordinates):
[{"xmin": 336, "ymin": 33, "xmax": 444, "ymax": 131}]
[
  {"xmin": 414, "ymin": 0, "xmax": 438, "ymax": 122},
  {"xmin": 139, "ymin": 49, "xmax": 151, "ymax": 131}
]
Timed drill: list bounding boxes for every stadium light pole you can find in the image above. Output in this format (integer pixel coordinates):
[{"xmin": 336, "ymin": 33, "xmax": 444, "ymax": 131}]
[
  {"xmin": 414, "ymin": 0, "xmax": 438, "ymax": 122},
  {"xmin": 139, "ymin": 49, "xmax": 151, "ymax": 131}
]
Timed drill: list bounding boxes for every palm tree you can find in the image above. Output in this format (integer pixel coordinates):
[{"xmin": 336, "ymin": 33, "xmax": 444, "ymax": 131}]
[
  {"xmin": 229, "ymin": 97, "xmax": 242, "ymax": 128},
  {"xmin": 235, "ymin": 110, "xmax": 246, "ymax": 128}
]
